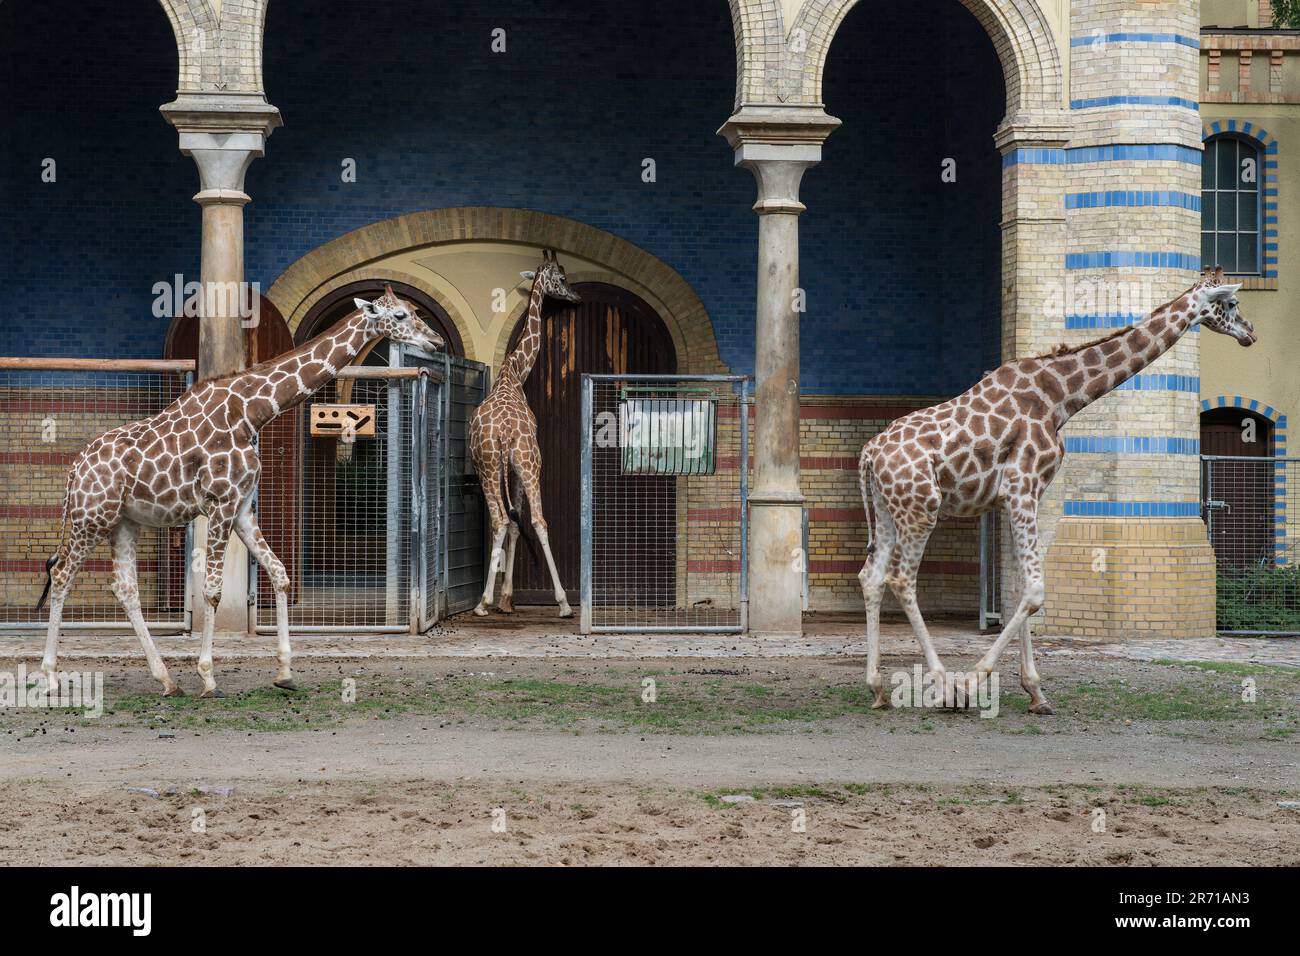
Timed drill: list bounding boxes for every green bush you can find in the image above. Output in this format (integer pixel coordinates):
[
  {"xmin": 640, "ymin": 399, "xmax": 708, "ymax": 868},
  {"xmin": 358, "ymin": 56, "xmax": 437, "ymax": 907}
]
[
  {"xmin": 1216, "ymin": 562, "xmax": 1300, "ymax": 632},
  {"xmin": 1272, "ymin": 1, "xmax": 1300, "ymax": 29}
]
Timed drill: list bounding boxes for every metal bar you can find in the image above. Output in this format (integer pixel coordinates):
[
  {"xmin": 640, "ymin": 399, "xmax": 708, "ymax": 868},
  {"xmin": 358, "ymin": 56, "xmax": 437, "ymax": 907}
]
[
  {"xmin": 0, "ymin": 357, "xmax": 196, "ymax": 373},
  {"xmin": 1201, "ymin": 455, "xmax": 1300, "ymax": 462},
  {"xmin": 408, "ymin": 373, "xmax": 425, "ymax": 635},
  {"xmin": 0, "ymin": 622, "xmax": 189, "ymax": 633},
  {"xmin": 337, "ymin": 366, "xmax": 441, "ymax": 381},
  {"xmin": 739, "ymin": 377, "xmax": 750, "ymax": 633},
  {"xmin": 591, "ymin": 625, "xmax": 746, "ymax": 634},
  {"xmin": 580, "ymin": 374, "xmax": 594, "ymax": 634},
  {"xmin": 254, "ymin": 624, "xmax": 411, "ymax": 634},
  {"xmin": 584, "ymin": 373, "xmax": 747, "ymax": 382}
]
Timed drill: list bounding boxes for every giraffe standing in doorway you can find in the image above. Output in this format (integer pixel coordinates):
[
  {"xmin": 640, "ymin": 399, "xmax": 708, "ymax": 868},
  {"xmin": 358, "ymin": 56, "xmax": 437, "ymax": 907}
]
[
  {"xmin": 858, "ymin": 268, "xmax": 1255, "ymax": 713},
  {"xmin": 469, "ymin": 249, "xmax": 581, "ymax": 617},
  {"xmin": 37, "ymin": 285, "xmax": 444, "ymax": 697}
]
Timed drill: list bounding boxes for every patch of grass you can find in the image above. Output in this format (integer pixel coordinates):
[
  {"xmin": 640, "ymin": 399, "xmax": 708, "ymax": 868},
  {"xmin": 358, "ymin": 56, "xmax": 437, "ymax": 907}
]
[
  {"xmin": 1054, "ymin": 680, "xmax": 1255, "ymax": 722},
  {"xmin": 1151, "ymin": 658, "xmax": 1300, "ymax": 678}
]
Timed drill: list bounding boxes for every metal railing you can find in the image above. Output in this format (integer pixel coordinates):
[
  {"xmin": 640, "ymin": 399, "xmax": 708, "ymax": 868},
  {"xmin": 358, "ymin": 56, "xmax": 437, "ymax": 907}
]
[{"xmin": 580, "ymin": 374, "xmax": 750, "ymax": 633}]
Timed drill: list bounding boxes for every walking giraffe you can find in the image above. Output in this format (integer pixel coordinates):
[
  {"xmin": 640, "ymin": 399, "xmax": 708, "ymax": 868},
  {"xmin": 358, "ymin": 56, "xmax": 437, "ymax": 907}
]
[
  {"xmin": 37, "ymin": 285, "xmax": 444, "ymax": 697},
  {"xmin": 858, "ymin": 268, "xmax": 1255, "ymax": 713},
  {"xmin": 469, "ymin": 249, "xmax": 581, "ymax": 617}
]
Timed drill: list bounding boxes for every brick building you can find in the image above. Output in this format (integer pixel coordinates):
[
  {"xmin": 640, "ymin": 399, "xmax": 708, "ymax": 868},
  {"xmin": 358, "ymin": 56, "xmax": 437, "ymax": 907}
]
[{"xmin": 0, "ymin": 0, "xmax": 1295, "ymax": 640}]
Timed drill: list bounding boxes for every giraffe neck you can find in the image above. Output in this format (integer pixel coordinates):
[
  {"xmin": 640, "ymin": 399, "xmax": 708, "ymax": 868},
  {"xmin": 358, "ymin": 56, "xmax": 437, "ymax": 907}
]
[
  {"xmin": 1049, "ymin": 296, "xmax": 1195, "ymax": 424},
  {"xmin": 501, "ymin": 278, "xmax": 545, "ymax": 385},
  {"xmin": 237, "ymin": 311, "xmax": 373, "ymax": 430}
]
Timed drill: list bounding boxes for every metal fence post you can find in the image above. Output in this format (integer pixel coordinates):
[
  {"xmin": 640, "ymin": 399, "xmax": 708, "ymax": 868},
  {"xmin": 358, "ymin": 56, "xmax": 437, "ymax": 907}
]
[
  {"xmin": 739, "ymin": 376, "xmax": 750, "ymax": 633},
  {"xmin": 409, "ymin": 375, "xmax": 424, "ymax": 635},
  {"xmin": 580, "ymin": 374, "xmax": 593, "ymax": 634}
]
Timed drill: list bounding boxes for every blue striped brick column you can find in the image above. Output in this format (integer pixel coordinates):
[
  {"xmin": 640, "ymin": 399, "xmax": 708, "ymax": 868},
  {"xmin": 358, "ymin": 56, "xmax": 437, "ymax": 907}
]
[{"xmin": 1040, "ymin": 1, "xmax": 1215, "ymax": 639}]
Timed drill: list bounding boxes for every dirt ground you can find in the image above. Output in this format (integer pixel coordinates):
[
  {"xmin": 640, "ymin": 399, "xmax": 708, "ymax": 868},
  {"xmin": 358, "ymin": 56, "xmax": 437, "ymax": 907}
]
[{"xmin": 1, "ymin": 653, "xmax": 1297, "ymax": 865}]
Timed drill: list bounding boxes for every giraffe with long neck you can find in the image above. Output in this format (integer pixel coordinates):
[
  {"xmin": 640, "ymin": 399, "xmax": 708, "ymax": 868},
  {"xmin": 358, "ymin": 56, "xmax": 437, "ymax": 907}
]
[
  {"xmin": 858, "ymin": 268, "xmax": 1255, "ymax": 713},
  {"xmin": 469, "ymin": 249, "xmax": 581, "ymax": 617},
  {"xmin": 37, "ymin": 285, "xmax": 444, "ymax": 697}
]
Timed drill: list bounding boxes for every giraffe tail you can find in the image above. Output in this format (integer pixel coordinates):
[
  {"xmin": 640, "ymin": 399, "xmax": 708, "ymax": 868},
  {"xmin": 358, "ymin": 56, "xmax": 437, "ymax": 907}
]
[
  {"xmin": 37, "ymin": 466, "xmax": 75, "ymax": 612},
  {"xmin": 499, "ymin": 454, "xmax": 522, "ymax": 526},
  {"xmin": 859, "ymin": 449, "xmax": 877, "ymax": 558}
]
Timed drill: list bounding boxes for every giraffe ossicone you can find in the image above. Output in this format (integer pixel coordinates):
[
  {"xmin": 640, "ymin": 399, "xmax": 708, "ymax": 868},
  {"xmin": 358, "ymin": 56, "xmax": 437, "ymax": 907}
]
[
  {"xmin": 857, "ymin": 267, "xmax": 1255, "ymax": 715},
  {"xmin": 469, "ymin": 248, "xmax": 581, "ymax": 618},
  {"xmin": 37, "ymin": 284, "xmax": 444, "ymax": 697}
]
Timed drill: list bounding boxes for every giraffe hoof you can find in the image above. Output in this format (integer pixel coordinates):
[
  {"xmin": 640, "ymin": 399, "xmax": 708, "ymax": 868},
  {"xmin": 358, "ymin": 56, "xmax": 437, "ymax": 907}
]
[
  {"xmin": 273, "ymin": 679, "xmax": 299, "ymax": 692},
  {"xmin": 199, "ymin": 688, "xmax": 226, "ymax": 699},
  {"xmin": 870, "ymin": 697, "xmax": 891, "ymax": 710},
  {"xmin": 558, "ymin": 604, "xmax": 574, "ymax": 619},
  {"xmin": 497, "ymin": 600, "xmax": 514, "ymax": 614},
  {"xmin": 1028, "ymin": 701, "xmax": 1054, "ymax": 716},
  {"xmin": 473, "ymin": 605, "xmax": 490, "ymax": 617},
  {"xmin": 162, "ymin": 685, "xmax": 186, "ymax": 698}
]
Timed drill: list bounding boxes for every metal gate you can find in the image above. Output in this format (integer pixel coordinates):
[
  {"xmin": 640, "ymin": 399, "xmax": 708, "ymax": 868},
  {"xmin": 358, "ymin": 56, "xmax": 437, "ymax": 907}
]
[
  {"xmin": 253, "ymin": 351, "xmax": 488, "ymax": 633},
  {"xmin": 1202, "ymin": 455, "xmax": 1299, "ymax": 634},
  {"xmin": 580, "ymin": 374, "xmax": 750, "ymax": 633},
  {"xmin": 0, "ymin": 359, "xmax": 193, "ymax": 632}
]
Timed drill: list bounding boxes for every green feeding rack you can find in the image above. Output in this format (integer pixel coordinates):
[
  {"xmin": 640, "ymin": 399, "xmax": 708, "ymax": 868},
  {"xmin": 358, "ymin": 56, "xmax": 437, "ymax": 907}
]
[{"xmin": 619, "ymin": 385, "xmax": 718, "ymax": 476}]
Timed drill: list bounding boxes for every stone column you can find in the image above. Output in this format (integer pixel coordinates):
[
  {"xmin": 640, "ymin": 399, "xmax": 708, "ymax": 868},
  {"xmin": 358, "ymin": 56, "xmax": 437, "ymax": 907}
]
[
  {"xmin": 1040, "ymin": 1, "xmax": 1213, "ymax": 640},
  {"xmin": 720, "ymin": 107, "xmax": 839, "ymax": 638},
  {"xmin": 161, "ymin": 93, "xmax": 281, "ymax": 634}
]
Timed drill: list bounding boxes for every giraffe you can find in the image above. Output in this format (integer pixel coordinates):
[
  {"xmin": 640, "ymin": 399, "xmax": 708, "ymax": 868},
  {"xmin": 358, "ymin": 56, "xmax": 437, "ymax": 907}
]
[
  {"xmin": 37, "ymin": 285, "xmax": 444, "ymax": 697},
  {"xmin": 857, "ymin": 268, "xmax": 1255, "ymax": 714},
  {"xmin": 469, "ymin": 249, "xmax": 581, "ymax": 617}
]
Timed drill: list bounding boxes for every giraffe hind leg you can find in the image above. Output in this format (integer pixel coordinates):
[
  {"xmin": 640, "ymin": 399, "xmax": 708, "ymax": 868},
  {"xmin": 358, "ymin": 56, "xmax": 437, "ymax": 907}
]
[{"xmin": 40, "ymin": 524, "xmax": 102, "ymax": 693}]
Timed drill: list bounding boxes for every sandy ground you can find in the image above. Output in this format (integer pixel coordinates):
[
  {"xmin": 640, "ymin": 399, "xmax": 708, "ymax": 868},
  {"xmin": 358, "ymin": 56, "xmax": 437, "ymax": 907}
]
[{"xmin": 1, "ymin": 653, "xmax": 1297, "ymax": 865}]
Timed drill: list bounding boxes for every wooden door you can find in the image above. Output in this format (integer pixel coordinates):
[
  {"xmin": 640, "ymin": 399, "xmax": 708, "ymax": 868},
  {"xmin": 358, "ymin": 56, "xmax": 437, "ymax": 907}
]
[
  {"xmin": 506, "ymin": 284, "xmax": 677, "ymax": 605},
  {"xmin": 164, "ymin": 298, "xmax": 301, "ymax": 605},
  {"xmin": 1201, "ymin": 407, "xmax": 1273, "ymax": 569}
]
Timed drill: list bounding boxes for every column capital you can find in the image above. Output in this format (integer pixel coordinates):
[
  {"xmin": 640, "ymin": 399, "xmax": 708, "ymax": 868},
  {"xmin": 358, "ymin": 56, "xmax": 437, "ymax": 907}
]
[
  {"xmin": 718, "ymin": 107, "xmax": 841, "ymax": 215},
  {"xmin": 160, "ymin": 92, "xmax": 282, "ymax": 196},
  {"xmin": 993, "ymin": 111, "xmax": 1072, "ymax": 152}
]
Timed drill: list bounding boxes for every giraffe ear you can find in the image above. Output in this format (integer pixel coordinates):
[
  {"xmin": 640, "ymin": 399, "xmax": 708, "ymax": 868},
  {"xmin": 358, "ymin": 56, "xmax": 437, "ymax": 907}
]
[
  {"xmin": 354, "ymin": 297, "xmax": 379, "ymax": 316},
  {"xmin": 520, "ymin": 271, "xmax": 536, "ymax": 281},
  {"xmin": 1205, "ymin": 284, "xmax": 1241, "ymax": 302}
]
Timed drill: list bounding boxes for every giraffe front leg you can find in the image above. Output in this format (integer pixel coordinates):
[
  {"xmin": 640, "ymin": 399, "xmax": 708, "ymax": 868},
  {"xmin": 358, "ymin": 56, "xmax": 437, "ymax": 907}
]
[
  {"xmin": 110, "ymin": 522, "xmax": 182, "ymax": 696},
  {"xmin": 196, "ymin": 509, "xmax": 236, "ymax": 698},
  {"xmin": 235, "ymin": 501, "xmax": 296, "ymax": 690}
]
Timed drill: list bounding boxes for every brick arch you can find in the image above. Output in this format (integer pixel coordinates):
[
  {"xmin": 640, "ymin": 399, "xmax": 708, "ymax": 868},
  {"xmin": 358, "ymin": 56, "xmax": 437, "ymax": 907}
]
[
  {"xmin": 1203, "ymin": 120, "xmax": 1280, "ymax": 285},
  {"xmin": 729, "ymin": 0, "xmax": 794, "ymax": 108},
  {"xmin": 265, "ymin": 208, "xmax": 727, "ymax": 375},
  {"xmin": 1201, "ymin": 395, "xmax": 1288, "ymax": 565},
  {"xmin": 791, "ymin": 0, "xmax": 1062, "ymax": 120},
  {"xmin": 158, "ymin": 0, "xmax": 269, "ymax": 93}
]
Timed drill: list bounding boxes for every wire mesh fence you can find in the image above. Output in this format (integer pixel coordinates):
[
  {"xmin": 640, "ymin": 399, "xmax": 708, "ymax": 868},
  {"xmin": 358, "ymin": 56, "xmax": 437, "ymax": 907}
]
[
  {"xmin": 256, "ymin": 370, "xmax": 420, "ymax": 632},
  {"xmin": 581, "ymin": 374, "xmax": 749, "ymax": 633},
  {"xmin": 0, "ymin": 361, "xmax": 192, "ymax": 630},
  {"xmin": 1202, "ymin": 455, "xmax": 1299, "ymax": 634}
]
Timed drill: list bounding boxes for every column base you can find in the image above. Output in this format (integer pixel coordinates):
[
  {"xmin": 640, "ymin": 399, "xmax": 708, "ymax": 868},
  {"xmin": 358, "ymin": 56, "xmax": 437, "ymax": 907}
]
[
  {"xmin": 747, "ymin": 494, "xmax": 805, "ymax": 638},
  {"xmin": 1042, "ymin": 517, "xmax": 1216, "ymax": 640}
]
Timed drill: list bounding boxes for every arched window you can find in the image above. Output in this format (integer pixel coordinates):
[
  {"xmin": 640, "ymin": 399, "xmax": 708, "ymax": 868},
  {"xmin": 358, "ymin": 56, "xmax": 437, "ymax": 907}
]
[{"xmin": 1202, "ymin": 135, "xmax": 1262, "ymax": 275}]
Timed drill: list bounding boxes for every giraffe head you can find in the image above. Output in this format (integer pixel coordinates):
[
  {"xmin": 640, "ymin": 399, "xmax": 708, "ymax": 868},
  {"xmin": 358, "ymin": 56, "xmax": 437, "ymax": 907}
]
[
  {"xmin": 353, "ymin": 285, "xmax": 445, "ymax": 354},
  {"xmin": 520, "ymin": 249, "xmax": 581, "ymax": 303},
  {"xmin": 1190, "ymin": 266, "xmax": 1255, "ymax": 347}
]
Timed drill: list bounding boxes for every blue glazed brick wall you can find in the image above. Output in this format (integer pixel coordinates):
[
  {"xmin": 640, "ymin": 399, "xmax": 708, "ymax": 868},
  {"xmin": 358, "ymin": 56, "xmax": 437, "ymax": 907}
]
[{"xmin": 0, "ymin": 0, "xmax": 1003, "ymax": 396}]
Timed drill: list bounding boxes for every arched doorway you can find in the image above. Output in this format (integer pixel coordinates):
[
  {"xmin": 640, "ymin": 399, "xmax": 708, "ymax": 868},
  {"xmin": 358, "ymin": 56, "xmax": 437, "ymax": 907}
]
[
  {"xmin": 296, "ymin": 280, "xmax": 462, "ymax": 357},
  {"xmin": 506, "ymin": 283, "xmax": 678, "ymax": 604},
  {"xmin": 1201, "ymin": 406, "xmax": 1275, "ymax": 569}
]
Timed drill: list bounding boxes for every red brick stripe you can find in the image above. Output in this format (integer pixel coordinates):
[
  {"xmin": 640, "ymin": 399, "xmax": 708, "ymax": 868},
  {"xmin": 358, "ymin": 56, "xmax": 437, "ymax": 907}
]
[
  {"xmin": 0, "ymin": 559, "xmax": 160, "ymax": 573},
  {"xmin": 0, "ymin": 505, "xmax": 63, "ymax": 518},
  {"xmin": 688, "ymin": 559, "xmax": 978, "ymax": 577},
  {"xmin": 0, "ymin": 452, "xmax": 75, "ymax": 465}
]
